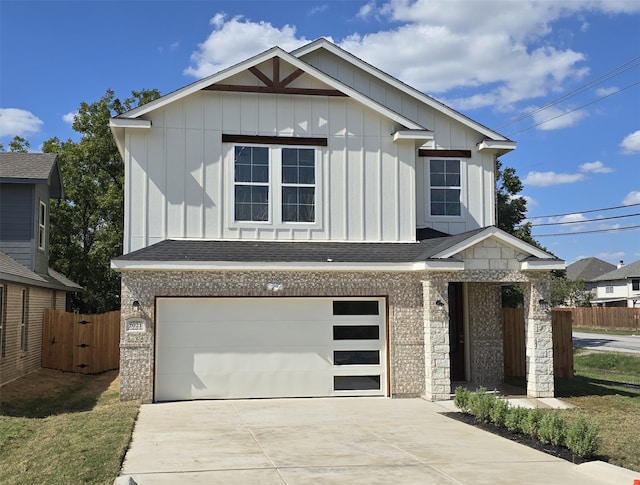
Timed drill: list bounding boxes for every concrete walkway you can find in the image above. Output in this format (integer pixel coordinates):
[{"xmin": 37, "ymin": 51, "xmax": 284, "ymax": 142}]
[{"xmin": 118, "ymin": 398, "xmax": 632, "ymax": 484}]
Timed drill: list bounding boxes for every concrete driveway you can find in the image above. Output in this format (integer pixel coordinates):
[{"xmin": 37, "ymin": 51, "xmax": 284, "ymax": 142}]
[{"xmin": 118, "ymin": 398, "xmax": 625, "ymax": 484}]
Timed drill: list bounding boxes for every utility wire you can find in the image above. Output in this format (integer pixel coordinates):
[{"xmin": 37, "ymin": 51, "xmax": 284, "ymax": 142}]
[
  {"xmin": 534, "ymin": 225, "xmax": 640, "ymax": 237},
  {"xmin": 498, "ymin": 54, "xmax": 640, "ymax": 129},
  {"xmin": 507, "ymin": 80, "xmax": 640, "ymax": 136},
  {"xmin": 527, "ymin": 202, "xmax": 640, "ymax": 220},
  {"xmin": 528, "ymin": 212, "xmax": 640, "ymax": 227}
]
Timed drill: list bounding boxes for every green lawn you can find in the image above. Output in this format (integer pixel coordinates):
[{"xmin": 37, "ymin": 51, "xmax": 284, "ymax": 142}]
[
  {"xmin": 555, "ymin": 350, "xmax": 640, "ymax": 473},
  {"xmin": 0, "ymin": 369, "xmax": 139, "ymax": 485},
  {"xmin": 573, "ymin": 326, "xmax": 639, "ymax": 336}
]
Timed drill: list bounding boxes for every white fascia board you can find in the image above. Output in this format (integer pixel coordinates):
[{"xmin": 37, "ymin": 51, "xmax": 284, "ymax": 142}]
[
  {"xmin": 115, "ymin": 47, "xmax": 423, "ymax": 131},
  {"xmin": 520, "ymin": 260, "xmax": 566, "ymax": 271},
  {"xmin": 433, "ymin": 227, "xmax": 557, "ymax": 260},
  {"xmin": 292, "ymin": 39, "xmax": 511, "ymax": 142},
  {"xmin": 392, "ymin": 130, "xmax": 434, "ymax": 142},
  {"xmin": 111, "ymin": 260, "xmax": 461, "ymax": 272},
  {"xmin": 109, "ymin": 119, "xmax": 151, "ymax": 129},
  {"xmin": 478, "ymin": 140, "xmax": 517, "ymax": 154}
]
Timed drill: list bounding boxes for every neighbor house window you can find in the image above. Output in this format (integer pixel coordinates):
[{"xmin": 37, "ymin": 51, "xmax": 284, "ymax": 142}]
[
  {"xmin": 430, "ymin": 159, "xmax": 461, "ymax": 216},
  {"xmin": 233, "ymin": 145, "xmax": 316, "ymax": 224},
  {"xmin": 632, "ymin": 279, "xmax": 640, "ymax": 292},
  {"xmin": 20, "ymin": 288, "xmax": 28, "ymax": 352},
  {"xmin": 38, "ymin": 201, "xmax": 46, "ymax": 250},
  {"xmin": 605, "ymin": 285, "xmax": 613, "ymax": 294},
  {"xmin": 0, "ymin": 286, "xmax": 5, "ymax": 358}
]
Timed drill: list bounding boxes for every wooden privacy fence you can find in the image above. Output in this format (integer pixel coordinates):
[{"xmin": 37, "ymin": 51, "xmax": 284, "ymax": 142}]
[
  {"xmin": 502, "ymin": 308, "xmax": 574, "ymax": 379},
  {"xmin": 560, "ymin": 307, "xmax": 640, "ymax": 330},
  {"xmin": 42, "ymin": 309, "xmax": 120, "ymax": 374}
]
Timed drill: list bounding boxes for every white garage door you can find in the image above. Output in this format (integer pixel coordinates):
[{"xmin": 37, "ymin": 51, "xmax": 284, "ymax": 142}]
[{"xmin": 155, "ymin": 297, "xmax": 387, "ymax": 401}]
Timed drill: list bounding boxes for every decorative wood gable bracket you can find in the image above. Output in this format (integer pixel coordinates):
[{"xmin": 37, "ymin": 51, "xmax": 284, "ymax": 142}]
[{"xmin": 202, "ymin": 56, "xmax": 347, "ymax": 97}]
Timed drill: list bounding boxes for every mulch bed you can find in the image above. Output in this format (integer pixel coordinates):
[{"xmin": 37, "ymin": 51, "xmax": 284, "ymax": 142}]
[{"xmin": 443, "ymin": 412, "xmax": 589, "ymax": 465}]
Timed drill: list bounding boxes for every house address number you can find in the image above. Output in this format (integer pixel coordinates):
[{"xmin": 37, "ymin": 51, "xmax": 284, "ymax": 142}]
[{"xmin": 125, "ymin": 318, "xmax": 146, "ymax": 333}]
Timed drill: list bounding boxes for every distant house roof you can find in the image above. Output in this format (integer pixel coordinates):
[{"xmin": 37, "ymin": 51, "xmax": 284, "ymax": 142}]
[
  {"xmin": 0, "ymin": 152, "xmax": 64, "ymax": 198},
  {"xmin": 0, "ymin": 251, "xmax": 82, "ymax": 292},
  {"xmin": 566, "ymin": 257, "xmax": 616, "ymax": 282},
  {"xmin": 592, "ymin": 260, "xmax": 640, "ymax": 282}
]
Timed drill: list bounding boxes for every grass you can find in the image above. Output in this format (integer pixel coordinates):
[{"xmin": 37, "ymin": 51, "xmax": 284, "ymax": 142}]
[
  {"xmin": 0, "ymin": 369, "xmax": 139, "ymax": 485},
  {"xmin": 554, "ymin": 351, "xmax": 640, "ymax": 473}
]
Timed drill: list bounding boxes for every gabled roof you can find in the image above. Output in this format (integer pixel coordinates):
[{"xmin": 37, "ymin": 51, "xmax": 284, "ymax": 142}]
[
  {"xmin": 566, "ymin": 257, "xmax": 616, "ymax": 282},
  {"xmin": 111, "ymin": 43, "xmax": 425, "ymax": 152},
  {"xmin": 0, "ymin": 251, "xmax": 82, "ymax": 292},
  {"xmin": 592, "ymin": 260, "xmax": 640, "ymax": 282},
  {"xmin": 292, "ymin": 38, "xmax": 514, "ymax": 145},
  {"xmin": 0, "ymin": 152, "xmax": 64, "ymax": 198},
  {"xmin": 112, "ymin": 226, "xmax": 561, "ymax": 271}
]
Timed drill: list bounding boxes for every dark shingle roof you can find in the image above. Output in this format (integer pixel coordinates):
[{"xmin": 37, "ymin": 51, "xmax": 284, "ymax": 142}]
[
  {"xmin": 114, "ymin": 226, "xmax": 552, "ymax": 265},
  {"xmin": 592, "ymin": 260, "xmax": 640, "ymax": 282},
  {"xmin": 0, "ymin": 152, "xmax": 64, "ymax": 198},
  {"xmin": 0, "ymin": 251, "xmax": 82, "ymax": 291},
  {"xmin": 566, "ymin": 257, "xmax": 616, "ymax": 282}
]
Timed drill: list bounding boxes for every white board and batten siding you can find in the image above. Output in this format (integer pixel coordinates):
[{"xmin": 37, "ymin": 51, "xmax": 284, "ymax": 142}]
[
  {"xmin": 154, "ymin": 297, "xmax": 388, "ymax": 401},
  {"xmin": 123, "ymin": 88, "xmax": 418, "ymax": 253}
]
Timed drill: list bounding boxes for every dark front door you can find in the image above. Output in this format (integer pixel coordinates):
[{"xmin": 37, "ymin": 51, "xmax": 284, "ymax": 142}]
[{"xmin": 449, "ymin": 282, "xmax": 466, "ymax": 381}]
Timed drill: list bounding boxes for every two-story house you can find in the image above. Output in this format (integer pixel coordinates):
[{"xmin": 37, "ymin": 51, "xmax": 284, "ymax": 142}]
[
  {"xmin": 590, "ymin": 260, "xmax": 640, "ymax": 307},
  {"xmin": 0, "ymin": 152, "xmax": 82, "ymax": 385},
  {"xmin": 110, "ymin": 39, "xmax": 563, "ymax": 403}
]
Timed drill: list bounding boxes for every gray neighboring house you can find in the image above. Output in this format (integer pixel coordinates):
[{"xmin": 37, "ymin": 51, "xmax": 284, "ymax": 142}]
[
  {"xmin": 0, "ymin": 153, "xmax": 82, "ymax": 386},
  {"xmin": 590, "ymin": 260, "xmax": 640, "ymax": 308},
  {"xmin": 109, "ymin": 39, "xmax": 564, "ymax": 404},
  {"xmin": 566, "ymin": 257, "xmax": 616, "ymax": 298}
]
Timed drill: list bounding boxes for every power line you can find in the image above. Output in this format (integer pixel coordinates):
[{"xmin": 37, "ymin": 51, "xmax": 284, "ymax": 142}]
[
  {"xmin": 507, "ymin": 80, "xmax": 640, "ymax": 136},
  {"xmin": 534, "ymin": 225, "xmax": 640, "ymax": 237},
  {"xmin": 498, "ymin": 54, "xmax": 640, "ymax": 129},
  {"xmin": 527, "ymin": 202, "xmax": 640, "ymax": 220},
  {"xmin": 528, "ymin": 212, "xmax": 640, "ymax": 227}
]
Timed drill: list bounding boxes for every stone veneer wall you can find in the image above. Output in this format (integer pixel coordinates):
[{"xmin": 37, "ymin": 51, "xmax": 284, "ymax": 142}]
[
  {"xmin": 119, "ymin": 270, "xmax": 425, "ymax": 402},
  {"xmin": 118, "ymin": 249, "xmax": 554, "ymax": 402}
]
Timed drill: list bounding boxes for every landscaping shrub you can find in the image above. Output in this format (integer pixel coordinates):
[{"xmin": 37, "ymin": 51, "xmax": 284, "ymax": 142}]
[
  {"xmin": 489, "ymin": 397, "xmax": 510, "ymax": 427},
  {"xmin": 523, "ymin": 408, "xmax": 544, "ymax": 438},
  {"xmin": 453, "ymin": 386, "xmax": 471, "ymax": 414},
  {"xmin": 566, "ymin": 416, "xmax": 600, "ymax": 458},
  {"xmin": 467, "ymin": 387, "xmax": 495, "ymax": 423},
  {"xmin": 505, "ymin": 406, "xmax": 529, "ymax": 434},
  {"xmin": 538, "ymin": 410, "xmax": 567, "ymax": 446}
]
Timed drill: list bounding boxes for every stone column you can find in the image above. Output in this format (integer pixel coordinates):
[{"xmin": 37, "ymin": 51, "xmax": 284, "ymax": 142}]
[
  {"xmin": 422, "ymin": 279, "xmax": 451, "ymax": 401},
  {"xmin": 523, "ymin": 275, "xmax": 554, "ymax": 398}
]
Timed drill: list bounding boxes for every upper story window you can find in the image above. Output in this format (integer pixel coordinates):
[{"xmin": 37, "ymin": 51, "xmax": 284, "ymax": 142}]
[
  {"xmin": 38, "ymin": 201, "xmax": 46, "ymax": 250},
  {"xmin": 605, "ymin": 285, "xmax": 614, "ymax": 294},
  {"xmin": 429, "ymin": 159, "xmax": 461, "ymax": 216},
  {"xmin": 632, "ymin": 279, "xmax": 640, "ymax": 292},
  {"xmin": 233, "ymin": 145, "xmax": 316, "ymax": 224}
]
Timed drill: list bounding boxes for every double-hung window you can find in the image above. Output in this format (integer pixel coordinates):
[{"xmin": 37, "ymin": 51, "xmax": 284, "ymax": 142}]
[
  {"xmin": 20, "ymin": 288, "xmax": 28, "ymax": 352},
  {"xmin": 0, "ymin": 286, "xmax": 5, "ymax": 358},
  {"xmin": 429, "ymin": 159, "xmax": 461, "ymax": 216},
  {"xmin": 38, "ymin": 201, "xmax": 46, "ymax": 250},
  {"xmin": 233, "ymin": 145, "xmax": 316, "ymax": 224}
]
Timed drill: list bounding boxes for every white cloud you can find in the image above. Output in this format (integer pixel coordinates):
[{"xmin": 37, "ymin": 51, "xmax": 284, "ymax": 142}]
[
  {"xmin": 184, "ymin": 14, "xmax": 314, "ymax": 78},
  {"xmin": 523, "ymin": 171, "xmax": 585, "ymax": 186},
  {"xmin": 527, "ymin": 104, "xmax": 588, "ymax": 131},
  {"xmin": 620, "ymin": 130, "xmax": 640, "ymax": 154},
  {"xmin": 523, "ymin": 195, "xmax": 538, "ymax": 207},
  {"xmin": 0, "ymin": 108, "xmax": 43, "ymax": 137},
  {"xmin": 309, "ymin": 4, "xmax": 328, "ymax": 15},
  {"xmin": 623, "ymin": 191, "xmax": 640, "ymax": 205},
  {"xmin": 579, "ymin": 161, "xmax": 613, "ymax": 173},
  {"xmin": 183, "ymin": 2, "xmax": 639, "ymax": 110},
  {"xmin": 62, "ymin": 112, "xmax": 76, "ymax": 125},
  {"xmin": 595, "ymin": 86, "xmax": 619, "ymax": 97}
]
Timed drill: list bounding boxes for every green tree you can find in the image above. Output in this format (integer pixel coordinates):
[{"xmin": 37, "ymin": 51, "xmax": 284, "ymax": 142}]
[
  {"xmin": 0, "ymin": 135, "xmax": 30, "ymax": 152},
  {"xmin": 43, "ymin": 88, "xmax": 160, "ymax": 313},
  {"xmin": 550, "ymin": 270, "xmax": 591, "ymax": 307}
]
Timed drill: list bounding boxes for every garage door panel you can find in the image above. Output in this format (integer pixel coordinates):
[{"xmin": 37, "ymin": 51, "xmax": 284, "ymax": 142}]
[{"xmin": 155, "ymin": 297, "xmax": 386, "ymax": 401}]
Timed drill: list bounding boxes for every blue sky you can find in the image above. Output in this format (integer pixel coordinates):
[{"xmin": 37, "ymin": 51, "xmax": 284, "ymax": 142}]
[{"xmin": 1, "ymin": 0, "xmax": 639, "ymax": 266}]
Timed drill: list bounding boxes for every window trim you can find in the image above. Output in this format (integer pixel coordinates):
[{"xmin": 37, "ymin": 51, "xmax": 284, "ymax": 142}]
[
  {"xmin": 228, "ymin": 143, "xmax": 322, "ymax": 228},
  {"xmin": 632, "ymin": 279, "xmax": 640, "ymax": 292},
  {"xmin": 20, "ymin": 288, "xmax": 28, "ymax": 352},
  {"xmin": 38, "ymin": 200, "xmax": 46, "ymax": 251},
  {"xmin": 427, "ymin": 158, "xmax": 463, "ymax": 218}
]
